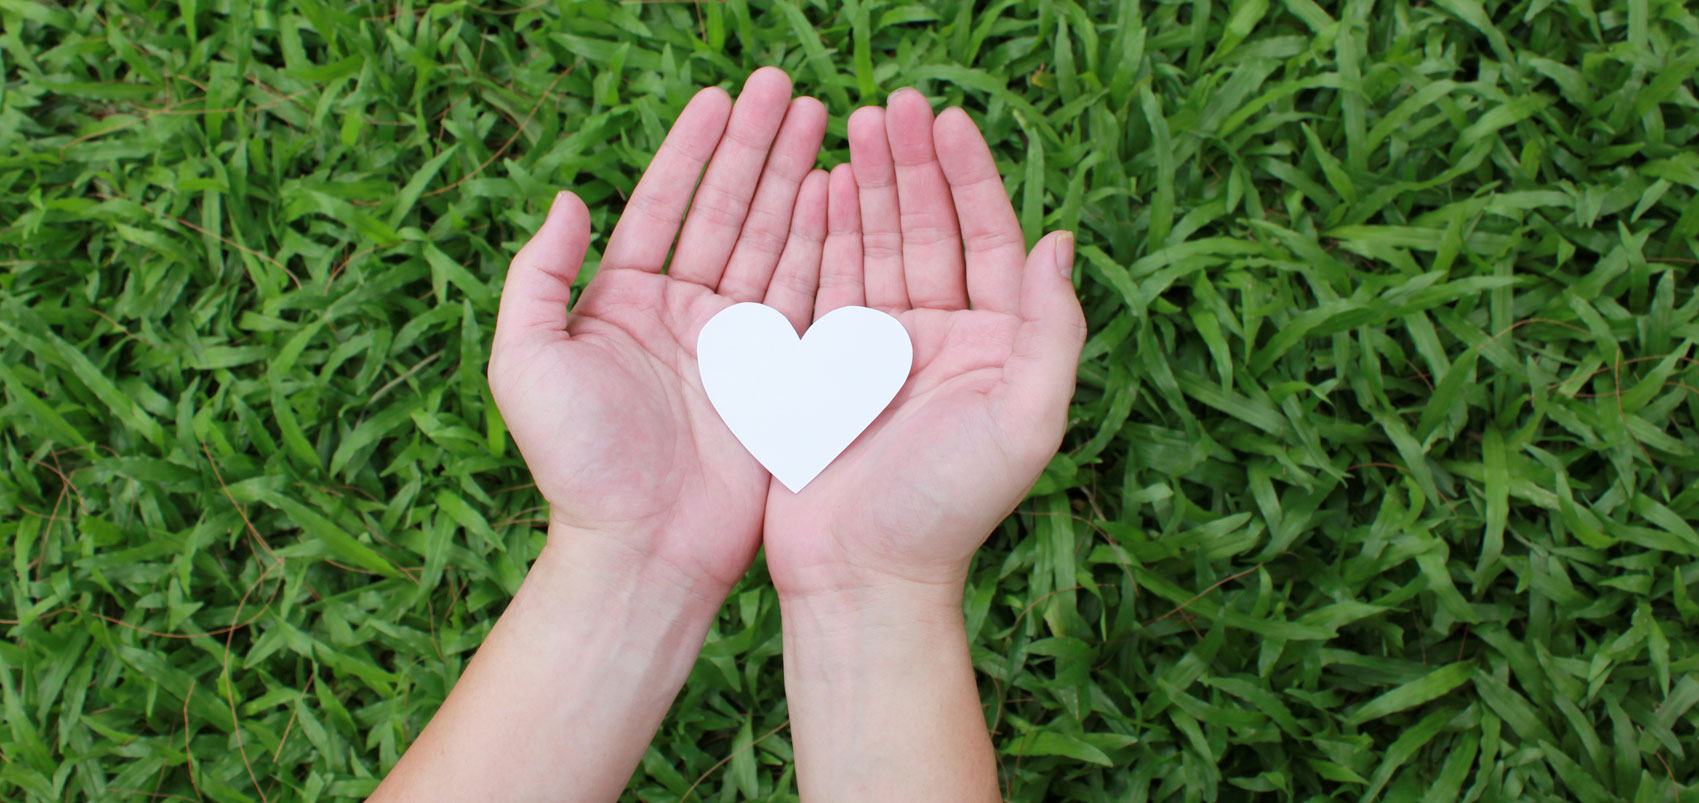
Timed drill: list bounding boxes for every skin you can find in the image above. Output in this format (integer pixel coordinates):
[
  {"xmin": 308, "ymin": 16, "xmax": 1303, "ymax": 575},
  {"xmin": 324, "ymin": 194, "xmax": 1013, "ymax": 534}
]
[
  {"xmin": 488, "ymin": 69, "xmax": 827, "ymax": 593},
  {"xmin": 764, "ymin": 89, "xmax": 1086, "ymax": 802},
  {"xmin": 372, "ymin": 67, "xmax": 831, "ymax": 802},
  {"xmin": 373, "ymin": 69, "xmax": 1085, "ymax": 801}
]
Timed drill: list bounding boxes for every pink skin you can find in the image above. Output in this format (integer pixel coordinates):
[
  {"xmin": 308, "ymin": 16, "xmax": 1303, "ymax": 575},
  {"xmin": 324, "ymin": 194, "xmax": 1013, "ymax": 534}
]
[
  {"xmin": 763, "ymin": 88, "xmax": 1086, "ymax": 600},
  {"xmin": 766, "ymin": 88, "xmax": 1085, "ymax": 803},
  {"xmin": 488, "ymin": 67, "xmax": 829, "ymax": 596},
  {"xmin": 393, "ymin": 70, "xmax": 1080, "ymax": 803}
]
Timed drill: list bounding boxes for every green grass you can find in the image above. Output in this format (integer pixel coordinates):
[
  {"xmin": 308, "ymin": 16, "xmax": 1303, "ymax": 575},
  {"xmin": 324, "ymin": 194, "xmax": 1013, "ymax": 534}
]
[{"xmin": 3, "ymin": 0, "xmax": 1698, "ymax": 800}]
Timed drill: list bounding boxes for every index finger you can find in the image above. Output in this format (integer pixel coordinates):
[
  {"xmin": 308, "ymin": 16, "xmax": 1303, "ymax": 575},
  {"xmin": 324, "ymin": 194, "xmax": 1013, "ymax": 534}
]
[{"xmin": 601, "ymin": 87, "xmax": 734, "ymax": 273}]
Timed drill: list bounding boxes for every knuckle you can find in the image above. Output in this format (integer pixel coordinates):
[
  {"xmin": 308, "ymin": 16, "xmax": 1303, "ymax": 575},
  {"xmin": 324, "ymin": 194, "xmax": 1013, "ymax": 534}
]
[
  {"xmin": 721, "ymin": 124, "xmax": 774, "ymax": 152},
  {"xmin": 854, "ymin": 170, "xmax": 896, "ymax": 190},
  {"xmin": 963, "ymin": 226, "xmax": 1025, "ymax": 255},
  {"xmin": 771, "ymin": 269, "xmax": 817, "ymax": 297},
  {"xmin": 718, "ymin": 277, "xmax": 762, "ymax": 300},
  {"xmin": 790, "ymin": 218, "xmax": 827, "ymax": 245},
  {"xmin": 898, "ymin": 213, "xmax": 960, "ymax": 246},
  {"xmin": 909, "ymin": 290, "xmax": 964, "ymax": 309},
  {"xmin": 626, "ymin": 190, "xmax": 678, "ymax": 231},
  {"xmin": 737, "ymin": 216, "xmax": 791, "ymax": 256},
  {"xmin": 691, "ymin": 184, "xmax": 752, "ymax": 229},
  {"xmin": 818, "ymin": 270, "xmax": 860, "ymax": 291},
  {"xmin": 862, "ymin": 231, "xmax": 904, "ymax": 261}
]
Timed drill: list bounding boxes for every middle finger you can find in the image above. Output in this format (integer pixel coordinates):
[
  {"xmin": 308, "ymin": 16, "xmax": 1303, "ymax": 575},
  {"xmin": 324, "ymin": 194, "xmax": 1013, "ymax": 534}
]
[
  {"xmin": 668, "ymin": 67, "xmax": 795, "ymax": 288},
  {"xmin": 885, "ymin": 89, "xmax": 967, "ymax": 310},
  {"xmin": 715, "ymin": 96, "xmax": 828, "ymax": 302}
]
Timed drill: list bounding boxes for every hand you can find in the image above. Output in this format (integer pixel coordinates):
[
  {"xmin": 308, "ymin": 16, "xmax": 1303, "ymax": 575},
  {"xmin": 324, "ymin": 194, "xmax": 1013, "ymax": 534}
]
[
  {"xmin": 763, "ymin": 89, "xmax": 1086, "ymax": 600},
  {"xmin": 489, "ymin": 67, "xmax": 829, "ymax": 598},
  {"xmin": 379, "ymin": 70, "xmax": 832, "ymax": 803}
]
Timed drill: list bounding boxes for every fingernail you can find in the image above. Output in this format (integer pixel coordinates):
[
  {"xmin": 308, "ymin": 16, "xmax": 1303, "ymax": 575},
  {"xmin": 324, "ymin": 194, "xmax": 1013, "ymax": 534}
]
[
  {"xmin": 1055, "ymin": 232, "xmax": 1075, "ymax": 278},
  {"xmin": 545, "ymin": 190, "xmax": 571, "ymax": 221}
]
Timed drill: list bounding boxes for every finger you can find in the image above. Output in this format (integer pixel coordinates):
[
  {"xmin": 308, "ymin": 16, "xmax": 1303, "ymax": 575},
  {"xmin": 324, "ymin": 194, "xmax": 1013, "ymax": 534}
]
[
  {"xmin": 1001, "ymin": 232, "xmax": 1086, "ymax": 446},
  {"xmin": 717, "ymin": 96, "xmax": 829, "ymax": 302},
  {"xmin": 668, "ymin": 66, "xmax": 795, "ymax": 288},
  {"xmin": 847, "ymin": 105, "xmax": 909, "ymax": 313},
  {"xmin": 494, "ymin": 191, "xmax": 592, "ymax": 352},
  {"xmin": 763, "ymin": 169, "xmax": 829, "ymax": 334},
  {"xmin": 814, "ymin": 164, "xmax": 865, "ymax": 320},
  {"xmin": 934, "ymin": 107, "xmax": 1025, "ymax": 314},
  {"xmin": 602, "ymin": 87, "xmax": 732, "ymax": 272},
  {"xmin": 885, "ymin": 88, "xmax": 967, "ymax": 310}
]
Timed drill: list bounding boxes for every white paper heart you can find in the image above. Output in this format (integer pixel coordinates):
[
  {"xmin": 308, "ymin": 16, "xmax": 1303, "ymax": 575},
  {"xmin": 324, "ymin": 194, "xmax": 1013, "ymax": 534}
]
[{"xmin": 697, "ymin": 302, "xmax": 912, "ymax": 493}]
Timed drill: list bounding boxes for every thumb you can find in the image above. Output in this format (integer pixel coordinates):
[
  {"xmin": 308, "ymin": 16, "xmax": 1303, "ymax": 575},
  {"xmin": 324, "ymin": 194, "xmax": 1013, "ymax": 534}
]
[
  {"xmin": 1002, "ymin": 231, "xmax": 1086, "ymax": 448},
  {"xmin": 494, "ymin": 190, "xmax": 592, "ymax": 349}
]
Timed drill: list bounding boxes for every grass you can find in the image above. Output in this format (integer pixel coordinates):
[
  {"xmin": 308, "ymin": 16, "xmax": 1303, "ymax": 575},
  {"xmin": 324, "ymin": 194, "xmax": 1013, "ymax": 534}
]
[{"xmin": 3, "ymin": 0, "xmax": 1698, "ymax": 800}]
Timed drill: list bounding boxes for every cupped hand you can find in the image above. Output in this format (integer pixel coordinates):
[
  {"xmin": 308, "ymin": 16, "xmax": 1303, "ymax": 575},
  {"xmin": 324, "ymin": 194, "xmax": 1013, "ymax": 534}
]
[
  {"xmin": 763, "ymin": 89, "xmax": 1087, "ymax": 599},
  {"xmin": 489, "ymin": 67, "xmax": 831, "ymax": 595}
]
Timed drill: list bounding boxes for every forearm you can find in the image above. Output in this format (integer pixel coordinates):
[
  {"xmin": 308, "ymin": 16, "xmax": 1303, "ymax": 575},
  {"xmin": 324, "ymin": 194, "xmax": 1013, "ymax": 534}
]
[
  {"xmin": 373, "ymin": 524, "xmax": 724, "ymax": 802},
  {"xmin": 779, "ymin": 579, "xmax": 1000, "ymax": 802}
]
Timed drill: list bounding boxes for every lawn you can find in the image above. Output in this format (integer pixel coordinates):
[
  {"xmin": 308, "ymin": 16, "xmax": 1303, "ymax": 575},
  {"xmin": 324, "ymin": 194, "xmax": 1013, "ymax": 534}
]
[{"xmin": 3, "ymin": 0, "xmax": 1698, "ymax": 800}]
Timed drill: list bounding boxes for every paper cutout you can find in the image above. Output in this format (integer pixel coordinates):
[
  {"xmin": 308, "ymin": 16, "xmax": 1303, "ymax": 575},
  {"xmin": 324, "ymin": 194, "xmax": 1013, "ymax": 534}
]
[{"xmin": 698, "ymin": 303, "xmax": 913, "ymax": 493}]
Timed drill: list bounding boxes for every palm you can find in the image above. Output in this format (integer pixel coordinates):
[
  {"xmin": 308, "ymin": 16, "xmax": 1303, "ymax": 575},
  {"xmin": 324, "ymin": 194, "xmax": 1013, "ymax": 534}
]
[
  {"xmin": 490, "ymin": 70, "xmax": 829, "ymax": 590},
  {"xmin": 498, "ymin": 273, "xmax": 763, "ymax": 577},
  {"xmin": 762, "ymin": 92, "xmax": 1084, "ymax": 595},
  {"xmin": 766, "ymin": 309, "xmax": 1026, "ymax": 577}
]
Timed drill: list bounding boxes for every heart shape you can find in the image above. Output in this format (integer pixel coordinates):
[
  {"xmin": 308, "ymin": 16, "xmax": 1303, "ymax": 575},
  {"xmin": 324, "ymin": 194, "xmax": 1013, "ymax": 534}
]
[{"xmin": 697, "ymin": 303, "xmax": 913, "ymax": 493}]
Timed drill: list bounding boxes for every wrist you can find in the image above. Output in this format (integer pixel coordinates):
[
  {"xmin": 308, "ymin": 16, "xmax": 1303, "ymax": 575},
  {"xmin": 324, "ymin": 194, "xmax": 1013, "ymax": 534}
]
[
  {"xmin": 378, "ymin": 520, "xmax": 727, "ymax": 802},
  {"xmin": 778, "ymin": 587, "xmax": 971, "ymax": 703},
  {"xmin": 537, "ymin": 519, "xmax": 731, "ymax": 626},
  {"xmin": 776, "ymin": 561, "xmax": 995, "ymax": 803},
  {"xmin": 770, "ymin": 545, "xmax": 973, "ymax": 611},
  {"xmin": 777, "ymin": 575, "xmax": 967, "ymax": 645}
]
